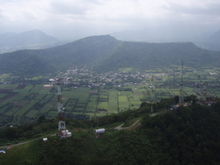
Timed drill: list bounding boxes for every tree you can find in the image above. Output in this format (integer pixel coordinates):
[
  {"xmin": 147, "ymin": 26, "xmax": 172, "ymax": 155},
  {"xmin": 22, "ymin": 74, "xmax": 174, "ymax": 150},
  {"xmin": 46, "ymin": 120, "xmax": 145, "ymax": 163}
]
[
  {"xmin": 174, "ymin": 95, "xmax": 179, "ymax": 104},
  {"xmin": 37, "ymin": 115, "xmax": 46, "ymax": 124}
]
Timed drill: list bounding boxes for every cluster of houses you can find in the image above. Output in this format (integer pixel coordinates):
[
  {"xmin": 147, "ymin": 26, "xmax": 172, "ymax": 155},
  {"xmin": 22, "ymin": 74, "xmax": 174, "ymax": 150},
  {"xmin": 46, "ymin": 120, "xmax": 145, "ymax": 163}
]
[{"xmin": 56, "ymin": 68, "xmax": 167, "ymax": 88}]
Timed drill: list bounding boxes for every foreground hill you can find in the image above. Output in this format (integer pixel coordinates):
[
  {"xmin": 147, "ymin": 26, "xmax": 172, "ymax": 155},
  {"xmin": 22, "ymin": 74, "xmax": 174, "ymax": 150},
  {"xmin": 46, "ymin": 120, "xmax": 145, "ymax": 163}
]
[
  {"xmin": 0, "ymin": 35, "xmax": 220, "ymax": 76},
  {"xmin": 1, "ymin": 100, "xmax": 220, "ymax": 164}
]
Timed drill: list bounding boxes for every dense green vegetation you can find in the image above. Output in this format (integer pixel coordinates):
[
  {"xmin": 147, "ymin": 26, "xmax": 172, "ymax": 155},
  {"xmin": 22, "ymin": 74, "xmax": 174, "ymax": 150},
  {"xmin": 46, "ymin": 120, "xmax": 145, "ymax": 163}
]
[
  {"xmin": 0, "ymin": 35, "xmax": 120, "ymax": 76},
  {"xmin": 0, "ymin": 116, "xmax": 89, "ymax": 146},
  {"xmin": 1, "ymin": 35, "xmax": 220, "ymax": 76},
  {"xmin": 1, "ymin": 99, "xmax": 220, "ymax": 164}
]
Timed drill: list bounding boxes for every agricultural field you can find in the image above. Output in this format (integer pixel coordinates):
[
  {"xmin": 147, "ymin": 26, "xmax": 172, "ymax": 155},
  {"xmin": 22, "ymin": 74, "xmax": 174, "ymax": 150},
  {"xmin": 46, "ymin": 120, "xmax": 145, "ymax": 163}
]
[{"xmin": 0, "ymin": 66, "xmax": 219, "ymax": 127}]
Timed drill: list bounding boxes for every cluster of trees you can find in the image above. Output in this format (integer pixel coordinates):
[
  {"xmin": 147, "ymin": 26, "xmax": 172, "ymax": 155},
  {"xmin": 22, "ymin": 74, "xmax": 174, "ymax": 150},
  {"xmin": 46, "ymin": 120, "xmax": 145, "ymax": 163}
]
[
  {"xmin": 3, "ymin": 101, "xmax": 219, "ymax": 165},
  {"xmin": 0, "ymin": 116, "xmax": 56, "ymax": 143},
  {"xmin": 35, "ymin": 102, "xmax": 220, "ymax": 164},
  {"xmin": 140, "ymin": 103, "xmax": 220, "ymax": 164},
  {"xmin": 0, "ymin": 116, "xmax": 89, "ymax": 145},
  {"xmin": 1, "ymin": 98, "xmax": 220, "ymax": 164}
]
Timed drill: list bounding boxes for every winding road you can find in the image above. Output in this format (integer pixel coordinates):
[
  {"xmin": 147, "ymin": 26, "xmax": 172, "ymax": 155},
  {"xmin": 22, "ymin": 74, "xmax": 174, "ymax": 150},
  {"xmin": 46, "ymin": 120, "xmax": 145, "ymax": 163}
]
[{"xmin": 1, "ymin": 112, "xmax": 162, "ymax": 149}]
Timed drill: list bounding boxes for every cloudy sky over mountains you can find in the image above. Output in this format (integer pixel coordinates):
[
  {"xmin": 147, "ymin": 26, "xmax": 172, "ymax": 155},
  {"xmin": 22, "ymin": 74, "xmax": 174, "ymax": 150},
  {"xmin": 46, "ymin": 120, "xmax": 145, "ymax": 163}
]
[{"xmin": 0, "ymin": 0, "xmax": 220, "ymax": 40}]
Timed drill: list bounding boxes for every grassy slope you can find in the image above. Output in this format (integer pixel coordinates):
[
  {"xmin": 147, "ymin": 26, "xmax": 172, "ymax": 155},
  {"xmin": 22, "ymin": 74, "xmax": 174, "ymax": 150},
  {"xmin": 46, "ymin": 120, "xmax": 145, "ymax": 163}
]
[{"xmin": 0, "ymin": 142, "xmax": 38, "ymax": 164}]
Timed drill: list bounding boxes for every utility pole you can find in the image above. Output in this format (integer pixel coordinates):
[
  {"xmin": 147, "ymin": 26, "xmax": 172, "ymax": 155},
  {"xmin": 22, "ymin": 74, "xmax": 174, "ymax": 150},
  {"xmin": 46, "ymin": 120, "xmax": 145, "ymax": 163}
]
[
  {"xmin": 150, "ymin": 75, "xmax": 155, "ymax": 113},
  {"xmin": 179, "ymin": 61, "xmax": 184, "ymax": 105}
]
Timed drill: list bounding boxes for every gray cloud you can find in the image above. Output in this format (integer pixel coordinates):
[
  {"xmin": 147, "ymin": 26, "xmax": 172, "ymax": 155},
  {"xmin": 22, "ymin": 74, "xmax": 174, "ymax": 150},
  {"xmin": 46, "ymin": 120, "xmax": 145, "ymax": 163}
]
[
  {"xmin": 0, "ymin": 0, "xmax": 220, "ymax": 40},
  {"xmin": 0, "ymin": 9, "xmax": 3, "ymax": 19},
  {"xmin": 165, "ymin": 2, "xmax": 220, "ymax": 16},
  {"xmin": 51, "ymin": 1, "xmax": 88, "ymax": 15}
]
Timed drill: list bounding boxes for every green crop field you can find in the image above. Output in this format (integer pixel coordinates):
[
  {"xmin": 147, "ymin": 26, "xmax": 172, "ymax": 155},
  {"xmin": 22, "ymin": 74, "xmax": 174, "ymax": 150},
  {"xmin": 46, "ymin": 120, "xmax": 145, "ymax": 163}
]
[
  {"xmin": 0, "ymin": 94, "xmax": 6, "ymax": 98},
  {"xmin": 4, "ymin": 107, "xmax": 20, "ymax": 116},
  {"xmin": 29, "ymin": 84, "xmax": 42, "ymax": 93},
  {"xmin": 0, "ymin": 66, "xmax": 219, "ymax": 127},
  {"xmin": 26, "ymin": 110, "xmax": 39, "ymax": 118},
  {"xmin": 119, "ymin": 67, "xmax": 133, "ymax": 72},
  {"xmin": 85, "ymin": 102, "xmax": 97, "ymax": 112},
  {"xmin": 48, "ymin": 111, "xmax": 58, "ymax": 118},
  {"xmin": 97, "ymin": 102, "xmax": 108, "ymax": 110},
  {"xmin": 108, "ymin": 90, "xmax": 118, "ymax": 114}
]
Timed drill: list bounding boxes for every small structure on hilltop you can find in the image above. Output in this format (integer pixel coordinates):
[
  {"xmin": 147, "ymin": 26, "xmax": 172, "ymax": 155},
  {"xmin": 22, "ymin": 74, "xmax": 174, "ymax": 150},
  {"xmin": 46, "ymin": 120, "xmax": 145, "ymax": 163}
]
[
  {"xmin": 43, "ymin": 138, "xmax": 48, "ymax": 141},
  {"xmin": 94, "ymin": 128, "xmax": 105, "ymax": 138}
]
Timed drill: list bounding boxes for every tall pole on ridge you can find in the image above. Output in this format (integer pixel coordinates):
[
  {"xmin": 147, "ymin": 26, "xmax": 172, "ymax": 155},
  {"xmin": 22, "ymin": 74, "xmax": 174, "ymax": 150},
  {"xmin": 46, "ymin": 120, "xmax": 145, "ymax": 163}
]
[
  {"xmin": 179, "ymin": 61, "xmax": 184, "ymax": 105},
  {"xmin": 56, "ymin": 76, "xmax": 67, "ymax": 138}
]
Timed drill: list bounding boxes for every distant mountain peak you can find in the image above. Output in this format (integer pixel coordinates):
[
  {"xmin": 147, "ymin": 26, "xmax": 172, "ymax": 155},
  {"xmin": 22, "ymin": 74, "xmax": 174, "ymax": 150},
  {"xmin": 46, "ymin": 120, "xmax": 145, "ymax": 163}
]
[
  {"xmin": 78, "ymin": 34, "xmax": 117, "ymax": 41},
  {"xmin": 0, "ymin": 29, "xmax": 57, "ymax": 52},
  {"xmin": 20, "ymin": 29, "xmax": 50, "ymax": 36}
]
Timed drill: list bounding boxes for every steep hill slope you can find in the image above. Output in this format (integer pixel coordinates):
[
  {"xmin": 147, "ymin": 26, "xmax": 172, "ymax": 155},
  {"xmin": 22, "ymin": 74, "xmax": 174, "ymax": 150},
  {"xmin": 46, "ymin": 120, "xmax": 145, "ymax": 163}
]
[
  {"xmin": 0, "ymin": 35, "xmax": 220, "ymax": 76},
  {"xmin": 0, "ymin": 35, "xmax": 120, "ymax": 76},
  {"xmin": 0, "ymin": 50, "xmax": 54, "ymax": 76},
  {"xmin": 37, "ymin": 35, "xmax": 120, "ymax": 68},
  {"xmin": 93, "ymin": 41, "xmax": 220, "ymax": 72}
]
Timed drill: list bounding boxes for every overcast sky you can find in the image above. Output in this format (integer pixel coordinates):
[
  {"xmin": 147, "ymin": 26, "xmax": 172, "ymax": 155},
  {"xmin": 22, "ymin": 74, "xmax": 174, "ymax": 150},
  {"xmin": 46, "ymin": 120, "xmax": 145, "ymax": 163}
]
[{"xmin": 0, "ymin": 0, "xmax": 220, "ymax": 40}]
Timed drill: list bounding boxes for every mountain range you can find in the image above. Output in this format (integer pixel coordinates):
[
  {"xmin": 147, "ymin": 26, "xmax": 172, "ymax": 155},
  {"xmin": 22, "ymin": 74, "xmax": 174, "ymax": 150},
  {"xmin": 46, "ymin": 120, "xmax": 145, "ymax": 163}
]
[
  {"xmin": 0, "ymin": 35, "xmax": 220, "ymax": 77},
  {"xmin": 0, "ymin": 30, "xmax": 61, "ymax": 53}
]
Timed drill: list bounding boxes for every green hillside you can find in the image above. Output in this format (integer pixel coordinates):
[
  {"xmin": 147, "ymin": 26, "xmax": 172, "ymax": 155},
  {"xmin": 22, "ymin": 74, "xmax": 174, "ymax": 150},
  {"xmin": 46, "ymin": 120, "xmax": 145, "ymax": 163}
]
[
  {"xmin": 93, "ymin": 41, "xmax": 220, "ymax": 72},
  {"xmin": 0, "ymin": 51, "xmax": 54, "ymax": 76},
  {"xmin": 1, "ymin": 100, "xmax": 220, "ymax": 164},
  {"xmin": 1, "ymin": 35, "xmax": 220, "ymax": 76}
]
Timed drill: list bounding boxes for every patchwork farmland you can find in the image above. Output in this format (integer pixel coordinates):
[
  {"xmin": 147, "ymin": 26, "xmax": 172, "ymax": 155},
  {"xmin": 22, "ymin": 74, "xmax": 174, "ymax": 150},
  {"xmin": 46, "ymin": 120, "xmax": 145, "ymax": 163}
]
[{"xmin": 0, "ymin": 66, "xmax": 219, "ymax": 127}]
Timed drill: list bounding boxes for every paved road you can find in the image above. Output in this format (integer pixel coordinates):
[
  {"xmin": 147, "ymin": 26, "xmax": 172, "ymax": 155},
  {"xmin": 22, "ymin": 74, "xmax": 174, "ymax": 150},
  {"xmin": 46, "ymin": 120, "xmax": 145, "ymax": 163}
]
[
  {"xmin": 114, "ymin": 118, "xmax": 142, "ymax": 130},
  {"xmin": 1, "ymin": 112, "xmax": 165, "ymax": 149},
  {"xmin": 0, "ymin": 140, "xmax": 34, "ymax": 149},
  {"xmin": 114, "ymin": 111, "xmax": 166, "ymax": 130},
  {"xmin": 114, "ymin": 123, "xmax": 125, "ymax": 130},
  {"xmin": 0, "ymin": 134, "xmax": 57, "ymax": 149}
]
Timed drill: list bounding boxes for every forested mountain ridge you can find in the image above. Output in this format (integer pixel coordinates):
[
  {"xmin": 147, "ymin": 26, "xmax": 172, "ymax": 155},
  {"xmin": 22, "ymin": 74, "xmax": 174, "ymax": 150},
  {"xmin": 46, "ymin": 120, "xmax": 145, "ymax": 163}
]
[
  {"xmin": 0, "ymin": 50, "xmax": 54, "ymax": 76},
  {"xmin": 93, "ymin": 41, "xmax": 209, "ymax": 72},
  {"xmin": 0, "ymin": 35, "xmax": 121, "ymax": 76},
  {"xmin": 37, "ymin": 35, "xmax": 121, "ymax": 68},
  {"xmin": 0, "ymin": 35, "xmax": 220, "ymax": 76}
]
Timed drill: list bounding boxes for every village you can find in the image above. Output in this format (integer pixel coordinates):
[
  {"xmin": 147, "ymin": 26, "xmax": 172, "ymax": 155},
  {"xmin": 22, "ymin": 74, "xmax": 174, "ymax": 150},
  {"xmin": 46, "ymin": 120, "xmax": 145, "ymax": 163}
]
[{"xmin": 54, "ymin": 67, "xmax": 167, "ymax": 88}]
